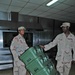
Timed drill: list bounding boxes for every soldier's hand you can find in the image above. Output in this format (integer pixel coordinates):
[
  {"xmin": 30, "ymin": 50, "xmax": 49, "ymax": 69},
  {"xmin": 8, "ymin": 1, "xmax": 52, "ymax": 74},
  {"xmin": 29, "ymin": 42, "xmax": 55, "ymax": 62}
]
[{"xmin": 40, "ymin": 45, "xmax": 45, "ymax": 49}]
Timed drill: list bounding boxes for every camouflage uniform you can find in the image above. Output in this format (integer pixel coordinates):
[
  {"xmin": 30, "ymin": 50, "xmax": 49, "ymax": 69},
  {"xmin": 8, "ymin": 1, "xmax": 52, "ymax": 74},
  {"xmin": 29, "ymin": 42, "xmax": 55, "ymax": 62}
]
[
  {"xmin": 10, "ymin": 34, "xmax": 29, "ymax": 75},
  {"xmin": 44, "ymin": 33, "xmax": 75, "ymax": 75}
]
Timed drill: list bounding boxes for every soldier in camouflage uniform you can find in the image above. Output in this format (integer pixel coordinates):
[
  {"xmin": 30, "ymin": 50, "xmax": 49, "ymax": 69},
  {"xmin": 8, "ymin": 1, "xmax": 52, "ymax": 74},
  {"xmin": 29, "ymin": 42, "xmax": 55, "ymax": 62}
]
[
  {"xmin": 10, "ymin": 26, "xmax": 29, "ymax": 75},
  {"xmin": 41, "ymin": 22, "xmax": 75, "ymax": 75}
]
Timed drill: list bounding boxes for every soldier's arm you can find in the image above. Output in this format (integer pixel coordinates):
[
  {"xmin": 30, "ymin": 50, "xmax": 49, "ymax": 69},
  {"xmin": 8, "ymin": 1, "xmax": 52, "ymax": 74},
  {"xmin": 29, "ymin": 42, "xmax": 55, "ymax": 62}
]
[
  {"xmin": 72, "ymin": 36, "xmax": 75, "ymax": 61},
  {"xmin": 44, "ymin": 35, "xmax": 59, "ymax": 51},
  {"xmin": 10, "ymin": 38, "xmax": 19, "ymax": 61}
]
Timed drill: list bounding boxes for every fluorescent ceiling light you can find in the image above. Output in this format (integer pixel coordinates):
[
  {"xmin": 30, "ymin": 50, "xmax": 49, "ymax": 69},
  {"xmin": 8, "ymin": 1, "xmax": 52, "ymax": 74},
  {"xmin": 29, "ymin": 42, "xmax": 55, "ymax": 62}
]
[{"xmin": 47, "ymin": 0, "xmax": 58, "ymax": 6}]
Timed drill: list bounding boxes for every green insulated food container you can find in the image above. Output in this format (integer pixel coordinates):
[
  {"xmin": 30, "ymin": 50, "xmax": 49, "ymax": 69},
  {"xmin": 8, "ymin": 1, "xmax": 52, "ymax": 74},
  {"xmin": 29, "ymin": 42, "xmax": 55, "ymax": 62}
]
[
  {"xmin": 34, "ymin": 67, "xmax": 50, "ymax": 75},
  {"xmin": 20, "ymin": 46, "xmax": 46, "ymax": 65},
  {"xmin": 33, "ymin": 45, "xmax": 45, "ymax": 58},
  {"xmin": 33, "ymin": 45, "xmax": 44, "ymax": 55},
  {"xmin": 46, "ymin": 62, "xmax": 56, "ymax": 75},
  {"xmin": 26, "ymin": 57, "xmax": 46, "ymax": 74},
  {"xmin": 34, "ymin": 63, "xmax": 56, "ymax": 75},
  {"xmin": 20, "ymin": 47, "xmax": 37, "ymax": 65},
  {"xmin": 19, "ymin": 45, "xmax": 59, "ymax": 75},
  {"xmin": 26, "ymin": 56, "xmax": 53, "ymax": 75}
]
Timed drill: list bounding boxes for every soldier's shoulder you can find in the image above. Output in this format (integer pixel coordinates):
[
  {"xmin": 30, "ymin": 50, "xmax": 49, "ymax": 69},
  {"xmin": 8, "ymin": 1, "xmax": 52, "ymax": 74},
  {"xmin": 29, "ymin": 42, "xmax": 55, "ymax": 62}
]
[
  {"xmin": 56, "ymin": 33, "xmax": 63, "ymax": 37},
  {"xmin": 13, "ymin": 35, "xmax": 19, "ymax": 40},
  {"xmin": 70, "ymin": 33, "xmax": 75, "ymax": 37}
]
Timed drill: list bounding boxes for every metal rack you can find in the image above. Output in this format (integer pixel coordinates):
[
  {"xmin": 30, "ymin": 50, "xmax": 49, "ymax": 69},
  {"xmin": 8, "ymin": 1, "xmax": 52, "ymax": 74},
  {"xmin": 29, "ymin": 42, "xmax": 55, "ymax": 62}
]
[{"xmin": 0, "ymin": 48, "xmax": 13, "ymax": 70}]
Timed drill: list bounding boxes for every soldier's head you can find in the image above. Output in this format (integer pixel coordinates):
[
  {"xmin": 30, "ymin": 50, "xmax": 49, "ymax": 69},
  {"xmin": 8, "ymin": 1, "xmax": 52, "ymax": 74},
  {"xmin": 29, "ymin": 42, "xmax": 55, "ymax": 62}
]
[
  {"xmin": 18, "ymin": 26, "xmax": 26, "ymax": 36},
  {"xmin": 60, "ymin": 22, "xmax": 70, "ymax": 33}
]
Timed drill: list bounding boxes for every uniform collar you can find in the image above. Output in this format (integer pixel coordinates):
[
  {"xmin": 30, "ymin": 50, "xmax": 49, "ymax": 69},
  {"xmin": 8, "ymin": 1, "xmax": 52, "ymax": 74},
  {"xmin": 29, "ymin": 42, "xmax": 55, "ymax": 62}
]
[
  {"xmin": 18, "ymin": 34, "xmax": 24, "ymax": 39},
  {"xmin": 63, "ymin": 32, "xmax": 72, "ymax": 38}
]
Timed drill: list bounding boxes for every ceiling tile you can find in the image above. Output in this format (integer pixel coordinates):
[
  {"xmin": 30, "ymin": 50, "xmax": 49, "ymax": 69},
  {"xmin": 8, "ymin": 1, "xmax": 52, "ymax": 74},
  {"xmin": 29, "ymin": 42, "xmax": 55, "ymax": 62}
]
[
  {"xmin": 28, "ymin": 14, "xmax": 38, "ymax": 17},
  {"xmin": 58, "ymin": 0, "xmax": 65, "ymax": 2},
  {"xmin": 29, "ymin": 10, "xmax": 43, "ymax": 15},
  {"xmin": 56, "ymin": 11, "xmax": 69, "ymax": 15},
  {"xmin": 60, "ymin": 13, "xmax": 75, "ymax": 18},
  {"xmin": 19, "ymin": 8, "xmax": 34, "ymax": 15},
  {"xmin": 48, "ymin": 14, "xmax": 62, "ymax": 19},
  {"xmin": 0, "ymin": 9, "xmax": 8, "ymax": 12},
  {"xmin": 0, "ymin": 0, "xmax": 11, "ymax": 5},
  {"xmin": 67, "ymin": 13, "xmax": 75, "ymax": 17},
  {"xmin": 11, "ymin": 0, "xmax": 27, "ymax": 7},
  {"xmin": 64, "ymin": 7, "xmax": 75, "ymax": 13},
  {"xmin": 40, "ymin": 12, "xmax": 48, "ymax": 15},
  {"xmin": 8, "ymin": 6, "xmax": 22, "ymax": 12},
  {"xmin": 17, "ymin": 0, "xmax": 29, "ymax": 2},
  {"xmin": 0, "ymin": 4, "xmax": 9, "ymax": 12},
  {"xmin": 35, "ymin": 5, "xmax": 50, "ymax": 12},
  {"xmin": 29, "ymin": 0, "xmax": 47, "ymax": 4},
  {"xmin": 24, "ymin": 3, "xmax": 39, "ymax": 9},
  {"xmin": 54, "ymin": 3, "xmax": 70, "ymax": 10},
  {"xmin": 37, "ymin": 14, "xmax": 46, "ymax": 17},
  {"xmin": 48, "ymin": 14, "xmax": 73, "ymax": 21},
  {"xmin": 63, "ymin": 0, "xmax": 75, "ymax": 6},
  {"xmin": 0, "ymin": 0, "xmax": 75, "ymax": 23},
  {"xmin": 46, "ymin": 16, "xmax": 53, "ymax": 19},
  {"xmin": 47, "ymin": 8, "xmax": 61, "ymax": 13}
]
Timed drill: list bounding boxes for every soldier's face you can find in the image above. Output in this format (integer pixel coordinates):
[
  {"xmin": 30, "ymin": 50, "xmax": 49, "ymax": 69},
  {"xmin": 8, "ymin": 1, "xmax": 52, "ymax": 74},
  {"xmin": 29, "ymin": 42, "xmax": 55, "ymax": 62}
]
[
  {"xmin": 62, "ymin": 26, "xmax": 69, "ymax": 33},
  {"xmin": 19, "ymin": 29, "xmax": 25, "ymax": 35}
]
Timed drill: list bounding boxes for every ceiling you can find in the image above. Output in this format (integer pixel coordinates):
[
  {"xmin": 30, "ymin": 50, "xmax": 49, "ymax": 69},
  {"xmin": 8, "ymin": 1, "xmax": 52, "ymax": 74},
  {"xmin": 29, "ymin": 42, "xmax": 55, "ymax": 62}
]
[{"xmin": 0, "ymin": 0, "xmax": 75, "ymax": 23}]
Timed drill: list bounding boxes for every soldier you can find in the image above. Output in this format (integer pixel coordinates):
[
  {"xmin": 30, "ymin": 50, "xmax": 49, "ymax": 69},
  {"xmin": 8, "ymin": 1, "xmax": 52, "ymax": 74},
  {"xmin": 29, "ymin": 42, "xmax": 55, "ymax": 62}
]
[
  {"xmin": 10, "ymin": 26, "xmax": 29, "ymax": 75},
  {"xmin": 41, "ymin": 22, "xmax": 75, "ymax": 75}
]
